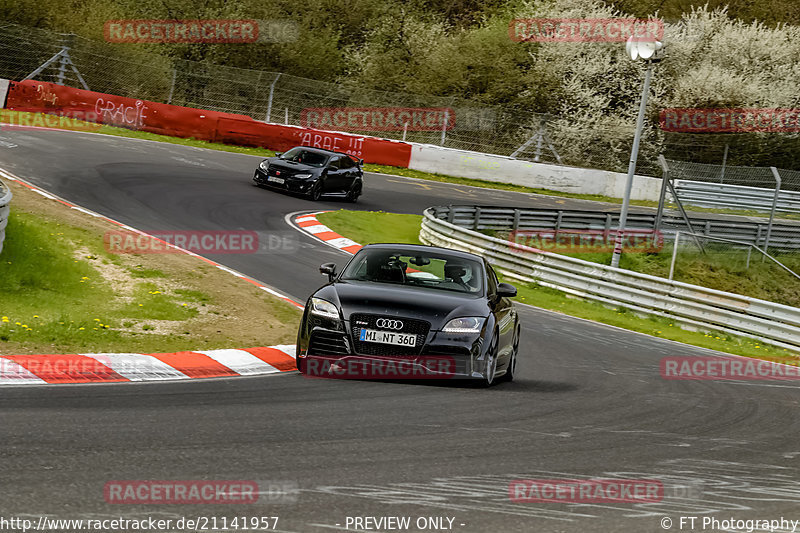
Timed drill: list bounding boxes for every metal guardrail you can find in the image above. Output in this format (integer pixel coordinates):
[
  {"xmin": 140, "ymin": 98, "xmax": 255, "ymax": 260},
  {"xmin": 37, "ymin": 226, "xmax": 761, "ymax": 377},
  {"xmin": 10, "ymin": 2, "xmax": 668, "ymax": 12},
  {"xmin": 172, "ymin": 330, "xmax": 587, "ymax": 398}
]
[
  {"xmin": 433, "ymin": 205, "xmax": 800, "ymax": 251},
  {"xmin": 673, "ymin": 180, "xmax": 800, "ymax": 213},
  {"xmin": 420, "ymin": 205, "xmax": 800, "ymax": 351},
  {"xmin": 0, "ymin": 178, "xmax": 11, "ymax": 255}
]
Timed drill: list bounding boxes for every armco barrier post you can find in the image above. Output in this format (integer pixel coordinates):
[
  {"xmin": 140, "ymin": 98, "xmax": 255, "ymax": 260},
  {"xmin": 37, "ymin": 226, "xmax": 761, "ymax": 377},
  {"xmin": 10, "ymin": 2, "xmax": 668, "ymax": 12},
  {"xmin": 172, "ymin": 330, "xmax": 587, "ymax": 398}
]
[
  {"xmin": 265, "ymin": 73, "xmax": 281, "ymax": 123},
  {"xmin": 766, "ymin": 167, "xmax": 782, "ymax": 256},
  {"xmin": 668, "ymin": 231, "xmax": 680, "ymax": 281},
  {"xmin": 440, "ymin": 110, "xmax": 448, "ymax": 146},
  {"xmin": 655, "ymin": 155, "xmax": 670, "ymax": 233}
]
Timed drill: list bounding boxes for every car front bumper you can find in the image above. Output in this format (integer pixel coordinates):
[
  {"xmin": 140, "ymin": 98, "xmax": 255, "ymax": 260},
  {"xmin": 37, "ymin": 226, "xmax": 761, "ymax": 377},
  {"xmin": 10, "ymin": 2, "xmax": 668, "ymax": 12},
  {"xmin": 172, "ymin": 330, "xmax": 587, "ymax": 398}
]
[
  {"xmin": 253, "ymin": 168, "xmax": 315, "ymax": 194},
  {"xmin": 298, "ymin": 324, "xmax": 483, "ymax": 380}
]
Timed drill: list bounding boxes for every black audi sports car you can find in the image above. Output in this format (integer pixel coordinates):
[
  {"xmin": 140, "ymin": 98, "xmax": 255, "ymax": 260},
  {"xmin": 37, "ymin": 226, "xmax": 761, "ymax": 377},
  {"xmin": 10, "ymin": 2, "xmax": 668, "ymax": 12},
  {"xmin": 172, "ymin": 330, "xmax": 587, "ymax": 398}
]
[
  {"xmin": 296, "ymin": 243, "xmax": 521, "ymax": 386},
  {"xmin": 253, "ymin": 146, "xmax": 364, "ymax": 202}
]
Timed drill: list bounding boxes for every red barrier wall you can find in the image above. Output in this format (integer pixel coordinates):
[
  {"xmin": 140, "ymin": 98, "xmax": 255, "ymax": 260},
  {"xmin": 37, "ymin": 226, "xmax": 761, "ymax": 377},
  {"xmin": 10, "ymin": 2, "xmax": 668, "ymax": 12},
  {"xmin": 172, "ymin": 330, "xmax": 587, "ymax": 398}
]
[
  {"xmin": 215, "ymin": 117, "xmax": 412, "ymax": 166},
  {"xmin": 5, "ymin": 80, "xmax": 412, "ymax": 167},
  {"xmin": 5, "ymin": 80, "xmax": 234, "ymax": 141}
]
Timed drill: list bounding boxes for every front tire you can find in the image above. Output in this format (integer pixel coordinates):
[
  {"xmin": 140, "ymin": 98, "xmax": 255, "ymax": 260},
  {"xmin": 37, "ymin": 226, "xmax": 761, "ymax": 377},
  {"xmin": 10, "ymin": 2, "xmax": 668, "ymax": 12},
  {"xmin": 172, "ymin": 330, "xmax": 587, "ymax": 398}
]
[
  {"xmin": 346, "ymin": 182, "xmax": 362, "ymax": 203},
  {"xmin": 500, "ymin": 326, "xmax": 520, "ymax": 382},
  {"xmin": 308, "ymin": 181, "xmax": 322, "ymax": 201},
  {"xmin": 483, "ymin": 334, "xmax": 499, "ymax": 387}
]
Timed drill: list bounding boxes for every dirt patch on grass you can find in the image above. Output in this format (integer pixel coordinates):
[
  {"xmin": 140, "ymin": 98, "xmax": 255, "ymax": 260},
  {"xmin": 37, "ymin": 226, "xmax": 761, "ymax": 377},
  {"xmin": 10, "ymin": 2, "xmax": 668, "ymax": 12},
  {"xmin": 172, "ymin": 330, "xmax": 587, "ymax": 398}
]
[{"xmin": 1, "ymin": 178, "xmax": 301, "ymax": 355}]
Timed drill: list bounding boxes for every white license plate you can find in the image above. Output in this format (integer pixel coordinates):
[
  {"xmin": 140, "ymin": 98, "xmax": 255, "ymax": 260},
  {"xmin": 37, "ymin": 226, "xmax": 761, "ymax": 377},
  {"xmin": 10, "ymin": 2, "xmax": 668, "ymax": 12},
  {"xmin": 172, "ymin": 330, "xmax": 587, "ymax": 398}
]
[
  {"xmin": 359, "ymin": 328, "xmax": 417, "ymax": 347},
  {"xmin": 268, "ymin": 176, "xmax": 285, "ymax": 184}
]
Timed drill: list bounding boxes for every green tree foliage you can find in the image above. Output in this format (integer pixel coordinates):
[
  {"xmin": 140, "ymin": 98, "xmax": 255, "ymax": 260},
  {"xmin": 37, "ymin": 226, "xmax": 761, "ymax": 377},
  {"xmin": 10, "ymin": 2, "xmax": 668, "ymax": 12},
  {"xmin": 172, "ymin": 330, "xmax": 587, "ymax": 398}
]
[
  {"xmin": 1, "ymin": 0, "xmax": 798, "ymax": 169},
  {"xmin": 607, "ymin": 0, "xmax": 800, "ymax": 26}
]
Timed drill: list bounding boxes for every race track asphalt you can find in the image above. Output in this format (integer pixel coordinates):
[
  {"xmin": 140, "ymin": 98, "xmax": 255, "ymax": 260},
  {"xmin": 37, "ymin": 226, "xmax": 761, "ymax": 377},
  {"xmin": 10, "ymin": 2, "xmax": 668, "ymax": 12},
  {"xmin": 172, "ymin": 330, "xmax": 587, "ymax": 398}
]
[{"xmin": 1, "ymin": 128, "xmax": 798, "ymax": 533}]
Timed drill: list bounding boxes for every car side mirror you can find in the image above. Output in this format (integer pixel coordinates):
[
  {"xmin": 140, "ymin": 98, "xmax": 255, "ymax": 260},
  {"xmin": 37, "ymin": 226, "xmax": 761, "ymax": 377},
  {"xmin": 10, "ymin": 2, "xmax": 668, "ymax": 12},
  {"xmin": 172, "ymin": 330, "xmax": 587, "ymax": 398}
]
[
  {"xmin": 327, "ymin": 164, "xmax": 336, "ymax": 171},
  {"xmin": 320, "ymin": 263, "xmax": 337, "ymax": 282},
  {"xmin": 496, "ymin": 283, "xmax": 517, "ymax": 298},
  {"xmin": 274, "ymin": 152, "xmax": 282, "ymax": 158}
]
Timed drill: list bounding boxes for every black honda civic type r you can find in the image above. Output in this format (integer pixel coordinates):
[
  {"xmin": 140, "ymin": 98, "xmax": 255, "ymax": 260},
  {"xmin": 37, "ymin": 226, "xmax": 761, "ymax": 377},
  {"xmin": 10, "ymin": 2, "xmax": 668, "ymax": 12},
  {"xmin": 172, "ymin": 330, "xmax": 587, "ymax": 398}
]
[
  {"xmin": 296, "ymin": 243, "xmax": 521, "ymax": 385},
  {"xmin": 253, "ymin": 146, "xmax": 363, "ymax": 202}
]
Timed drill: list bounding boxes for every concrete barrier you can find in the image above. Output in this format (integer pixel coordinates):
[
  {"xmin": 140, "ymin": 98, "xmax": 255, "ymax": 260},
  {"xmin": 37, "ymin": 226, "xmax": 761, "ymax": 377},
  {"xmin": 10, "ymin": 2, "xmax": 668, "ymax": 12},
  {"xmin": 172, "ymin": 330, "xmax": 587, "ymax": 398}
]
[
  {"xmin": 408, "ymin": 144, "xmax": 662, "ymax": 201},
  {"xmin": 0, "ymin": 178, "xmax": 11, "ymax": 256}
]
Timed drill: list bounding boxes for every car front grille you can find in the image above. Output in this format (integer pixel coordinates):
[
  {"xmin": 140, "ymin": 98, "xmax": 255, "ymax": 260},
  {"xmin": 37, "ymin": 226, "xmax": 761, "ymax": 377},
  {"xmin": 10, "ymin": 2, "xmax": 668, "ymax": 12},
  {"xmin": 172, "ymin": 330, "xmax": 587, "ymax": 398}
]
[
  {"xmin": 308, "ymin": 330, "xmax": 350, "ymax": 356},
  {"xmin": 268, "ymin": 167, "xmax": 294, "ymax": 178},
  {"xmin": 350, "ymin": 313, "xmax": 430, "ymax": 356}
]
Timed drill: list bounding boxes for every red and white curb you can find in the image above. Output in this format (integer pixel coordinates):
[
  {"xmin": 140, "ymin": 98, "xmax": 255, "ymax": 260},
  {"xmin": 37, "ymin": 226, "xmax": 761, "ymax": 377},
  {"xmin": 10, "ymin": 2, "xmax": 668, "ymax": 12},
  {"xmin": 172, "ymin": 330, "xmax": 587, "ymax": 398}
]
[
  {"xmin": 0, "ymin": 168, "xmax": 302, "ymax": 310},
  {"xmin": 0, "ymin": 346, "xmax": 296, "ymax": 386},
  {"xmin": 291, "ymin": 211, "xmax": 362, "ymax": 254},
  {"xmin": 0, "ymin": 167, "xmax": 305, "ymax": 386}
]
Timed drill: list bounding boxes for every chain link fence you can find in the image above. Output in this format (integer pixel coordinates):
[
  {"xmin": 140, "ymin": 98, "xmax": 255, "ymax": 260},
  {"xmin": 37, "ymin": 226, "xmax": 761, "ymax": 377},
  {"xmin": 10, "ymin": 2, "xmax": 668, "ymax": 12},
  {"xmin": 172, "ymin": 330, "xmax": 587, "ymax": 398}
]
[
  {"xmin": 2, "ymin": 21, "xmax": 800, "ymax": 178},
  {"xmin": 667, "ymin": 231, "xmax": 800, "ymax": 307},
  {"xmin": 662, "ymin": 158, "xmax": 800, "ymax": 223}
]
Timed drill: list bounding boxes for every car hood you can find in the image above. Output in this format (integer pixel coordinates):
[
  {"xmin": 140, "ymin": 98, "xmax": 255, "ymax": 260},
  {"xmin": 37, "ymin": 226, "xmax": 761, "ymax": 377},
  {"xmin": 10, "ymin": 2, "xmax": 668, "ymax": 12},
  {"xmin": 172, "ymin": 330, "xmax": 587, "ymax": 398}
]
[
  {"xmin": 316, "ymin": 280, "xmax": 489, "ymax": 330},
  {"xmin": 268, "ymin": 158, "xmax": 319, "ymax": 173}
]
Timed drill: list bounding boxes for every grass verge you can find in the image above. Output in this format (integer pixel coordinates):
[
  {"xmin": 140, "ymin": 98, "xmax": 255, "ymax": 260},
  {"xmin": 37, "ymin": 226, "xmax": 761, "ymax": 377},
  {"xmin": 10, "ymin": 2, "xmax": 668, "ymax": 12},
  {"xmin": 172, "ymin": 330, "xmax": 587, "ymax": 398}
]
[
  {"xmin": 0, "ymin": 179, "xmax": 300, "ymax": 355},
  {"xmin": 317, "ymin": 209, "xmax": 800, "ymax": 361}
]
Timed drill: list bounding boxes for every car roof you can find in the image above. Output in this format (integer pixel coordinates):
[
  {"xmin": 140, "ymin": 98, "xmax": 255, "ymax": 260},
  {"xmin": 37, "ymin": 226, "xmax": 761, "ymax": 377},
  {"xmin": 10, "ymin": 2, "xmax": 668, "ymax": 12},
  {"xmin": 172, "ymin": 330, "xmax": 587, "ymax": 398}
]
[
  {"xmin": 287, "ymin": 146, "xmax": 356, "ymax": 159},
  {"xmin": 359, "ymin": 243, "xmax": 485, "ymax": 263}
]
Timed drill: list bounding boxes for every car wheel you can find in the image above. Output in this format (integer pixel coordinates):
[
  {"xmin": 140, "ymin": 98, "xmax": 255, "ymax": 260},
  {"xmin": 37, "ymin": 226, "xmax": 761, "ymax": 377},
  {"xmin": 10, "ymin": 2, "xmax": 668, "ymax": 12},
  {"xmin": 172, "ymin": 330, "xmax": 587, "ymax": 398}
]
[
  {"xmin": 346, "ymin": 182, "xmax": 362, "ymax": 203},
  {"xmin": 501, "ymin": 326, "xmax": 520, "ymax": 382},
  {"xmin": 483, "ymin": 334, "xmax": 499, "ymax": 387},
  {"xmin": 308, "ymin": 181, "xmax": 322, "ymax": 201}
]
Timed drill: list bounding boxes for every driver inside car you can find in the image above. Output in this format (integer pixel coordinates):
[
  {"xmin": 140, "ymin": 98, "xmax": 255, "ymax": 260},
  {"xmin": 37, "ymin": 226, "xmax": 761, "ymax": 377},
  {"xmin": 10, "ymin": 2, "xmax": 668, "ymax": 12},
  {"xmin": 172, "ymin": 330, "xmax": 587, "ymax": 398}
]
[{"xmin": 444, "ymin": 262, "xmax": 471, "ymax": 291}]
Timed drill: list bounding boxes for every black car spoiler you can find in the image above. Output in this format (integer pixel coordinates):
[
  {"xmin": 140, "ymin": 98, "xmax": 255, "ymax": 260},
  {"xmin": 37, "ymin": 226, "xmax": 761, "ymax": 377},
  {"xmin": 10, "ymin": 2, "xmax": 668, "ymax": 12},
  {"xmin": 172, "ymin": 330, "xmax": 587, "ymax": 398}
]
[{"xmin": 332, "ymin": 151, "xmax": 363, "ymax": 166}]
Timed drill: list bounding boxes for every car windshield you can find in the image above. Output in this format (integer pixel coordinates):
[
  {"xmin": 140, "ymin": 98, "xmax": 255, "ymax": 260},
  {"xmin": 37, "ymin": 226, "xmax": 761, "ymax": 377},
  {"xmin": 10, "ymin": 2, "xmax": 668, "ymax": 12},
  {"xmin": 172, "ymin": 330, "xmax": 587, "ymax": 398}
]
[
  {"xmin": 340, "ymin": 248, "xmax": 483, "ymax": 294},
  {"xmin": 280, "ymin": 148, "xmax": 329, "ymax": 167}
]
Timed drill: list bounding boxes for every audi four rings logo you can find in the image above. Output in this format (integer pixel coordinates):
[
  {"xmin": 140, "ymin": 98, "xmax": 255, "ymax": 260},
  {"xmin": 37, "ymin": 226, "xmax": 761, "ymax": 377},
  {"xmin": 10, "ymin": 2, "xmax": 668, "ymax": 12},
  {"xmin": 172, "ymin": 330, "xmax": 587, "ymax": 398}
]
[{"xmin": 376, "ymin": 319, "xmax": 404, "ymax": 330}]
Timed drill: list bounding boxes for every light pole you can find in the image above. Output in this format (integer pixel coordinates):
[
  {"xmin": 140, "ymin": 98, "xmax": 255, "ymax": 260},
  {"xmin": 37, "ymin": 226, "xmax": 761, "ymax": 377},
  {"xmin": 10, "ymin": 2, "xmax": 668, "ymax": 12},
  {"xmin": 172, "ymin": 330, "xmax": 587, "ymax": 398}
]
[{"xmin": 610, "ymin": 36, "xmax": 665, "ymax": 269}]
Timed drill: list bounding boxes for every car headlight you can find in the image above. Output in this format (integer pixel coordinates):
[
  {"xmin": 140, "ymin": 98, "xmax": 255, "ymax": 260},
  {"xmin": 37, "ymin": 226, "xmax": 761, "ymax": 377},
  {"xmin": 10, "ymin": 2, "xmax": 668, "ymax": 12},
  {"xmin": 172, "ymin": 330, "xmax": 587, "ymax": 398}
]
[
  {"xmin": 259, "ymin": 160, "xmax": 270, "ymax": 170},
  {"xmin": 294, "ymin": 173, "xmax": 313, "ymax": 179},
  {"xmin": 442, "ymin": 317, "xmax": 485, "ymax": 333},
  {"xmin": 310, "ymin": 297, "xmax": 340, "ymax": 319}
]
